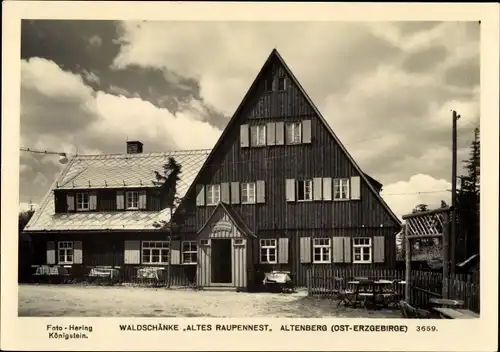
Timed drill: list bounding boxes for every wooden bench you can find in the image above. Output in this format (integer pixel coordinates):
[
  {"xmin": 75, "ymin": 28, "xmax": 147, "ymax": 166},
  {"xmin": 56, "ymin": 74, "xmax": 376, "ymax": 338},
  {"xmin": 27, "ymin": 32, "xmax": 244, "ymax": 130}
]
[
  {"xmin": 433, "ymin": 308, "xmax": 479, "ymax": 319},
  {"xmin": 430, "ymin": 298, "xmax": 464, "ymax": 307}
]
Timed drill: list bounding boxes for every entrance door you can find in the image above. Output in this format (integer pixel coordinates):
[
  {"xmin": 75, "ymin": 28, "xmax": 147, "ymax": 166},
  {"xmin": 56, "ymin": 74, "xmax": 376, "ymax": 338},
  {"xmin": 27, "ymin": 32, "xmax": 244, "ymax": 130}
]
[{"xmin": 211, "ymin": 239, "xmax": 232, "ymax": 284}]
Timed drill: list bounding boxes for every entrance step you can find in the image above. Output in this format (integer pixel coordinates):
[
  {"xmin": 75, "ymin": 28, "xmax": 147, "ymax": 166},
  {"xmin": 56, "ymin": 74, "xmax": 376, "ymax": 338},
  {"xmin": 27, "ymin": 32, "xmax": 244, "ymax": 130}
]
[{"xmin": 200, "ymin": 286, "xmax": 239, "ymax": 292}]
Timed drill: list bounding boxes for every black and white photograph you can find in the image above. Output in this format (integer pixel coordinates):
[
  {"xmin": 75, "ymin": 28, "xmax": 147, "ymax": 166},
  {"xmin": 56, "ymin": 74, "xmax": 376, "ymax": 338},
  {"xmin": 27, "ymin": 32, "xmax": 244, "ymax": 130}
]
[{"xmin": 2, "ymin": 2, "xmax": 498, "ymax": 352}]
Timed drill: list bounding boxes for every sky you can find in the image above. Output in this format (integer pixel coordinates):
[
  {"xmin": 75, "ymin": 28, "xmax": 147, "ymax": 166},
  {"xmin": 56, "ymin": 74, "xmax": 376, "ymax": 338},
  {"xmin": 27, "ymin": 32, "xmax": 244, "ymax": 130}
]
[{"xmin": 19, "ymin": 20, "xmax": 480, "ymax": 219}]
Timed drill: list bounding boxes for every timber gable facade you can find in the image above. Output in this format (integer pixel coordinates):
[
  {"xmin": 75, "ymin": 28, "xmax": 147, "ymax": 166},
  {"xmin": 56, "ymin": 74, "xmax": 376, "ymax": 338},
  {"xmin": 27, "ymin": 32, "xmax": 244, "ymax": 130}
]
[{"xmin": 23, "ymin": 49, "xmax": 401, "ymax": 289}]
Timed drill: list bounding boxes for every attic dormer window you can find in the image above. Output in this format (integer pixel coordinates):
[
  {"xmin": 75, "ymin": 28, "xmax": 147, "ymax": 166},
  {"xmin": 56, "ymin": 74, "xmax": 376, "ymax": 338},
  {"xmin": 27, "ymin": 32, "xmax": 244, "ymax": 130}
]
[
  {"xmin": 76, "ymin": 192, "xmax": 89, "ymax": 211},
  {"xmin": 126, "ymin": 191, "xmax": 139, "ymax": 210}
]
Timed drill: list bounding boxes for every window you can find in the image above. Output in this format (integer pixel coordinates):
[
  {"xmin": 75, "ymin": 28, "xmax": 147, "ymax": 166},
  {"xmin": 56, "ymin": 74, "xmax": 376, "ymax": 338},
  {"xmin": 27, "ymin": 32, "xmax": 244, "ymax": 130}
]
[
  {"xmin": 353, "ymin": 237, "xmax": 372, "ymax": 264},
  {"xmin": 250, "ymin": 125, "xmax": 266, "ymax": 146},
  {"xmin": 286, "ymin": 122, "xmax": 302, "ymax": 144},
  {"xmin": 297, "ymin": 179, "xmax": 313, "ymax": 201},
  {"xmin": 241, "ymin": 182, "xmax": 256, "ymax": 204},
  {"xmin": 277, "ymin": 77, "xmax": 287, "ymax": 91},
  {"xmin": 200, "ymin": 239, "xmax": 210, "ymax": 246},
  {"xmin": 333, "ymin": 178, "xmax": 350, "ymax": 200},
  {"xmin": 76, "ymin": 192, "xmax": 89, "ymax": 211},
  {"xmin": 234, "ymin": 239, "xmax": 244, "ymax": 246},
  {"xmin": 58, "ymin": 241, "xmax": 73, "ymax": 264},
  {"xmin": 260, "ymin": 239, "xmax": 277, "ymax": 264},
  {"xmin": 142, "ymin": 241, "xmax": 169, "ymax": 264},
  {"xmin": 182, "ymin": 241, "xmax": 197, "ymax": 264},
  {"xmin": 126, "ymin": 191, "xmax": 139, "ymax": 209},
  {"xmin": 206, "ymin": 184, "xmax": 220, "ymax": 205},
  {"xmin": 313, "ymin": 238, "xmax": 331, "ymax": 263},
  {"xmin": 264, "ymin": 79, "xmax": 273, "ymax": 92}
]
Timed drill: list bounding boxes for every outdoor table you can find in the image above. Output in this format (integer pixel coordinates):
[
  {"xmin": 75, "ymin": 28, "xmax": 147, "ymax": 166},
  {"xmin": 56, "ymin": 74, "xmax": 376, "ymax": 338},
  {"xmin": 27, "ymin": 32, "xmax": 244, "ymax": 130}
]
[
  {"xmin": 347, "ymin": 280, "xmax": 395, "ymax": 308},
  {"xmin": 433, "ymin": 307, "xmax": 479, "ymax": 319},
  {"xmin": 429, "ymin": 298, "xmax": 464, "ymax": 308}
]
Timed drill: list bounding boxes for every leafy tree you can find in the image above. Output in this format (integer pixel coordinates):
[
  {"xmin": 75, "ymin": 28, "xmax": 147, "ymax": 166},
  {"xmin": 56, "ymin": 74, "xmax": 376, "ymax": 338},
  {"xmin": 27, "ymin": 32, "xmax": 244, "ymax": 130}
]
[{"xmin": 19, "ymin": 209, "xmax": 35, "ymax": 282}]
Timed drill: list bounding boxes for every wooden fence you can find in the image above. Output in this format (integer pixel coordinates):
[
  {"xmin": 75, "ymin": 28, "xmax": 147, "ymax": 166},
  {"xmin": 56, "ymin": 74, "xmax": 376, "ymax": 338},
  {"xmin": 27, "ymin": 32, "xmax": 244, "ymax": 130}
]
[{"xmin": 306, "ymin": 267, "xmax": 479, "ymax": 313}]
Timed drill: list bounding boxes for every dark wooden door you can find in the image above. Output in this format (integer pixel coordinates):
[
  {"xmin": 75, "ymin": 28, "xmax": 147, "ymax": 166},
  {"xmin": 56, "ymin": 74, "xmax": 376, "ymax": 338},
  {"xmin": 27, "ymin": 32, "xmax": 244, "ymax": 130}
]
[{"xmin": 211, "ymin": 239, "xmax": 232, "ymax": 284}]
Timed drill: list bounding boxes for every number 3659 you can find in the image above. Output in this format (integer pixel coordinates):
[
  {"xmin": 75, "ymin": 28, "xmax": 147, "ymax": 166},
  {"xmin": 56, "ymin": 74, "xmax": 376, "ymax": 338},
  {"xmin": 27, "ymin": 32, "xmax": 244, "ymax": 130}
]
[{"xmin": 416, "ymin": 326, "xmax": 438, "ymax": 332}]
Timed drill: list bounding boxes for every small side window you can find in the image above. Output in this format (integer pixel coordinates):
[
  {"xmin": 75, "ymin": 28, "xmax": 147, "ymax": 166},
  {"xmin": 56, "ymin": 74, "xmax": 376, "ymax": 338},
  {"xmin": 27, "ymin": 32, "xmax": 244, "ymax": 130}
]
[
  {"xmin": 200, "ymin": 239, "xmax": 210, "ymax": 246},
  {"xmin": 234, "ymin": 239, "xmax": 244, "ymax": 246}
]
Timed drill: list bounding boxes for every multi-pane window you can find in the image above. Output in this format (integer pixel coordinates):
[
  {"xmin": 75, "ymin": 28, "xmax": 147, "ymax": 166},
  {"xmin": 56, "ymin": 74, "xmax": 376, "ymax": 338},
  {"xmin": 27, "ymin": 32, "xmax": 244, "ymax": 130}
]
[
  {"xmin": 241, "ymin": 182, "xmax": 256, "ymax": 204},
  {"xmin": 182, "ymin": 241, "xmax": 197, "ymax": 264},
  {"xmin": 260, "ymin": 239, "xmax": 277, "ymax": 264},
  {"xmin": 200, "ymin": 239, "xmax": 210, "ymax": 246},
  {"xmin": 353, "ymin": 237, "xmax": 372, "ymax": 264},
  {"xmin": 76, "ymin": 192, "xmax": 89, "ymax": 211},
  {"xmin": 206, "ymin": 184, "xmax": 221, "ymax": 205},
  {"xmin": 142, "ymin": 241, "xmax": 169, "ymax": 264},
  {"xmin": 250, "ymin": 125, "xmax": 266, "ymax": 146},
  {"xmin": 333, "ymin": 178, "xmax": 350, "ymax": 200},
  {"xmin": 58, "ymin": 241, "xmax": 74, "ymax": 264},
  {"xmin": 297, "ymin": 179, "xmax": 313, "ymax": 201},
  {"xmin": 264, "ymin": 79, "xmax": 273, "ymax": 92},
  {"xmin": 277, "ymin": 77, "xmax": 287, "ymax": 91},
  {"xmin": 313, "ymin": 238, "xmax": 331, "ymax": 263},
  {"xmin": 286, "ymin": 122, "xmax": 301, "ymax": 144},
  {"xmin": 126, "ymin": 191, "xmax": 139, "ymax": 209}
]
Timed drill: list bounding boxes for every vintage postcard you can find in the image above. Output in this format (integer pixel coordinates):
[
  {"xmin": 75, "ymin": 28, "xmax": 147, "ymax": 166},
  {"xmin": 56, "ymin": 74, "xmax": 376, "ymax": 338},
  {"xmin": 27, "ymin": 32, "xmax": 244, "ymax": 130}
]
[{"xmin": 1, "ymin": 1, "xmax": 499, "ymax": 351}]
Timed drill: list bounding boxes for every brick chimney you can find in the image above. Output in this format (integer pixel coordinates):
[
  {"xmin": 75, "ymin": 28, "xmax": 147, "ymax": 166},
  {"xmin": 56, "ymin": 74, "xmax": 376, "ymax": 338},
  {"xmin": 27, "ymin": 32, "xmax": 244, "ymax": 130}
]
[{"xmin": 126, "ymin": 141, "xmax": 143, "ymax": 154}]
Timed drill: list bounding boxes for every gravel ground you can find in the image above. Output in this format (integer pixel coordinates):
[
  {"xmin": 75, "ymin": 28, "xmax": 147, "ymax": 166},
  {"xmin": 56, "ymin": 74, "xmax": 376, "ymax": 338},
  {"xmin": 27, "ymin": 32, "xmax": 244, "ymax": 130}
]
[{"xmin": 18, "ymin": 284, "xmax": 402, "ymax": 318}]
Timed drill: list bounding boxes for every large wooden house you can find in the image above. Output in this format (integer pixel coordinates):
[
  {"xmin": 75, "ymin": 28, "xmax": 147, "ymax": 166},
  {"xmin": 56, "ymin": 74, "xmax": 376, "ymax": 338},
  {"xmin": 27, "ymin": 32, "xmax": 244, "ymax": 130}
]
[{"xmin": 24, "ymin": 49, "xmax": 401, "ymax": 289}]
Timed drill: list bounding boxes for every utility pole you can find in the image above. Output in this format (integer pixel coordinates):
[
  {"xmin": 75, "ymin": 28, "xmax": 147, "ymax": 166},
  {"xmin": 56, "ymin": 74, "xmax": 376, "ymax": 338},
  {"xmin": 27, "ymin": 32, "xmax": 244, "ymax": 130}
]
[{"xmin": 451, "ymin": 110, "xmax": 460, "ymax": 277}]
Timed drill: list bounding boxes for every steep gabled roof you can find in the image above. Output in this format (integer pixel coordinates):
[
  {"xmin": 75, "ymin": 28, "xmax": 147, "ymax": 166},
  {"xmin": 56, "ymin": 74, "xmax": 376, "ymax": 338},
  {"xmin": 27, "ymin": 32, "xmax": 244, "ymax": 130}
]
[
  {"xmin": 24, "ymin": 149, "xmax": 210, "ymax": 232},
  {"xmin": 197, "ymin": 202, "xmax": 256, "ymax": 238},
  {"xmin": 175, "ymin": 49, "xmax": 401, "ymax": 226}
]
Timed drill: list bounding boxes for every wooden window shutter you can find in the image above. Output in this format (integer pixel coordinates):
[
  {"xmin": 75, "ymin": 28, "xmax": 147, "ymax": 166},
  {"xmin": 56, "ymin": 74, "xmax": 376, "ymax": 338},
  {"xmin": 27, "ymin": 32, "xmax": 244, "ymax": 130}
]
[
  {"xmin": 313, "ymin": 177, "xmax": 322, "ymax": 200},
  {"xmin": 350, "ymin": 176, "xmax": 361, "ymax": 200},
  {"xmin": 322, "ymin": 177, "xmax": 332, "ymax": 201},
  {"xmin": 139, "ymin": 190, "xmax": 147, "ymax": 209},
  {"xmin": 116, "ymin": 191, "xmax": 125, "ymax": 210},
  {"xmin": 46, "ymin": 241, "xmax": 56, "ymax": 264},
  {"xmin": 286, "ymin": 179, "xmax": 295, "ymax": 202},
  {"xmin": 256, "ymin": 180, "xmax": 266, "ymax": 203},
  {"xmin": 221, "ymin": 183, "xmax": 230, "ymax": 204},
  {"xmin": 73, "ymin": 241, "xmax": 83, "ymax": 264},
  {"xmin": 278, "ymin": 237, "xmax": 289, "ymax": 264},
  {"xmin": 299, "ymin": 237, "xmax": 311, "ymax": 263},
  {"xmin": 343, "ymin": 237, "xmax": 351, "ymax": 263},
  {"xmin": 266, "ymin": 122, "xmax": 276, "ymax": 145},
  {"xmin": 332, "ymin": 237, "xmax": 345, "ymax": 263},
  {"xmin": 171, "ymin": 241, "xmax": 181, "ymax": 264},
  {"xmin": 373, "ymin": 236, "xmax": 385, "ymax": 263},
  {"xmin": 66, "ymin": 193, "xmax": 75, "ymax": 211},
  {"xmin": 124, "ymin": 240, "xmax": 140, "ymax": 264},
  {"xmin": 240, "ymin": 124, "xmax": 249, "ymax": 148},
  {"xmin": 230, "ymin": 182, "xmax": 240, "ymax": 204},
  {"xmin": 89, "ymin": 192, "xmax": 97, "ymax": 210},
  {"xmin": 302, "ymin": 120, "xmax": 312, "ymax": 143},
  {"xmin": 196, "ymin": 185, "xmax": 205, "ymax": 206},
  {"xmin": 275, "ymin": 122, "xmax": 284, "ymax": 145}
]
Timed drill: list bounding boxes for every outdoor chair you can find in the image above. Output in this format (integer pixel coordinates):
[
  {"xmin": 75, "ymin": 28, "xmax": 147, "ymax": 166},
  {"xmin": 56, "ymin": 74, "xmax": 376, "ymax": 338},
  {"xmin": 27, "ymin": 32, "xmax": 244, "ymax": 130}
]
[
  {"xmin": 336, "ymin": 279, "xmax": 355, "ymax": 307},
  {"xmin": 399, "ymin": 300, "xmax": 432, "ymax": 319}
]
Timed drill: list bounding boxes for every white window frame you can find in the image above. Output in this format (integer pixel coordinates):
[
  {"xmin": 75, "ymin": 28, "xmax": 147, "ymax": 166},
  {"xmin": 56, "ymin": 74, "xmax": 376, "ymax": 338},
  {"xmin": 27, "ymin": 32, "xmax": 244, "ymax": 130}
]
[
  {"xmin": 182, "ymin": 241, "xmax": 197, "ymax": 265},
  {"xmin": 353, "ymin": 237, "xmax": 372, "ymax": 264},
  {"xmin": 286, "ymin": 122, "xmax": 302, "ymax": 144},
  {"xmin": 206, "ymin": 184, "xmax": 221, "ymax": 206},
  {"xmin": 200, "ymin": 239, "xmax": 210, "ymax": 246},
  {"xmin": 241, "ymin": 182, "xmax": 256, "ymax": 204},
  {"xmin": 58, "ymin": 241, "xmax": 74, "ymax": 264},
  {"xmin": 234, "ymin": 239, "xmax": 244, "ymax": 246},
  {"xmin": 260, "ymin": 239, "xmax": 277, "ymax": 264},
  {"xmin": 141, "ymin": 241, "xmax": 169, "ymax": 265},
  {"xmin": 126, "ymin": 191, "xmax": 139, "ymax": 209},
  {"xmin": 76, "ymin": 192, "xmax": 89, "ymax": 211},
  {"xmin": 313, "ymin": 238, "xmax": 331, "ymax": 263},
  {"xmin": 333, "ymin": 178, "xmax": 350, "ymax": 200},
  {"xmin": 277, "ymin": 77, "xmax": 287, "ymax": 91},
  {"xmin": 250, "ymin": 125, "xmax": 266, "ymax": 147},
  {"xmin": 297, "ymin": 179, "xmax": 313, "ymax": 201}
]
